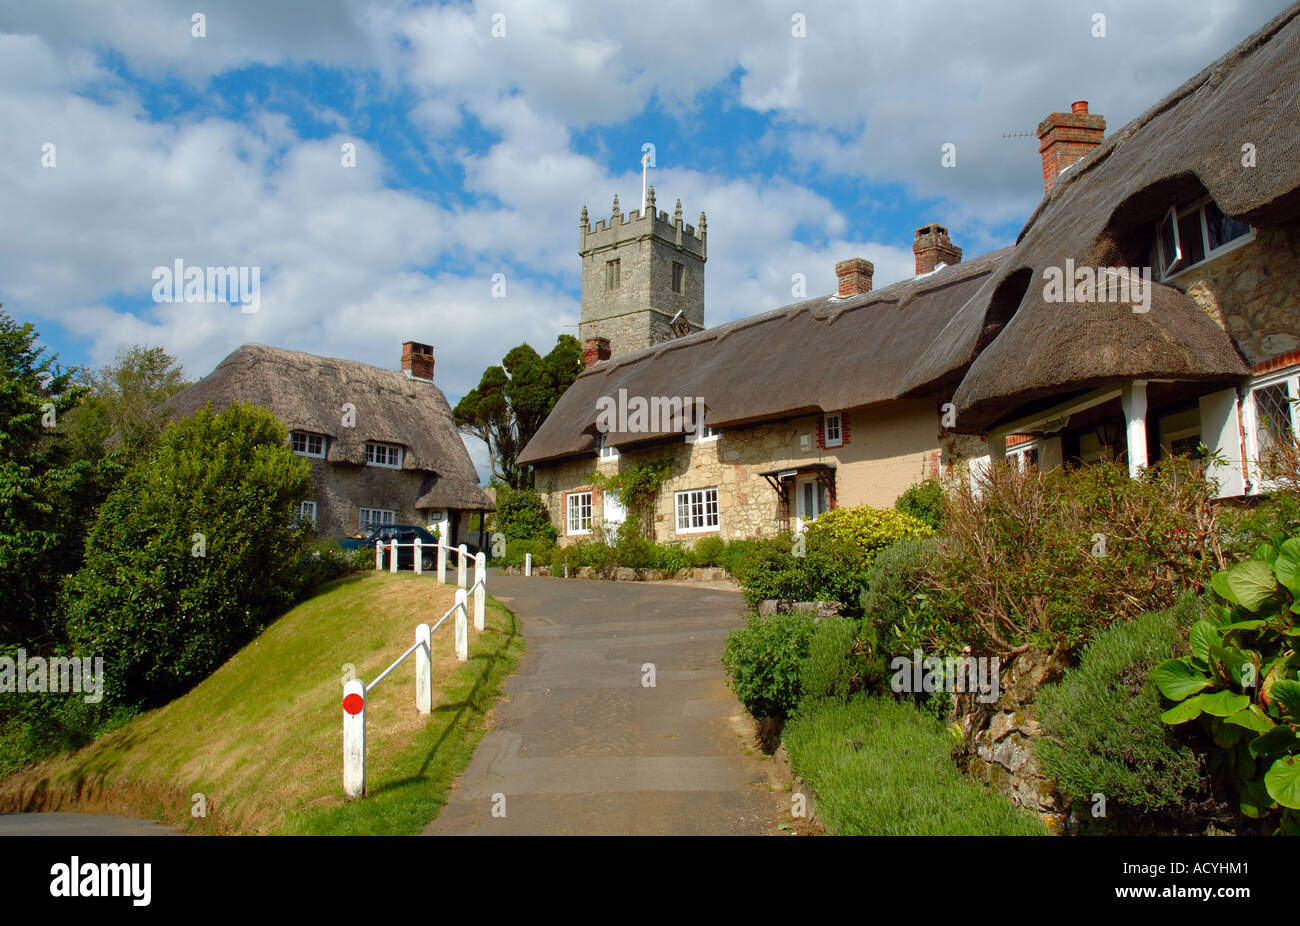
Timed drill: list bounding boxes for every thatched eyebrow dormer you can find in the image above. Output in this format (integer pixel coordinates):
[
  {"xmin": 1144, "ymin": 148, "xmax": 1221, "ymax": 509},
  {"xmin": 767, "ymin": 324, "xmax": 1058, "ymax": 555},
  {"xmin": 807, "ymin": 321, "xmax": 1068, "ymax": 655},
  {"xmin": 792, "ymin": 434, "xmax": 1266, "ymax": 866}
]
[
  {"xmin": 162, "ymin": 344, "xmax": 492, "ymax": 511},
  {"xmin": 908, "ymin": 4, "xmax": 1300, "ymax": 431}
]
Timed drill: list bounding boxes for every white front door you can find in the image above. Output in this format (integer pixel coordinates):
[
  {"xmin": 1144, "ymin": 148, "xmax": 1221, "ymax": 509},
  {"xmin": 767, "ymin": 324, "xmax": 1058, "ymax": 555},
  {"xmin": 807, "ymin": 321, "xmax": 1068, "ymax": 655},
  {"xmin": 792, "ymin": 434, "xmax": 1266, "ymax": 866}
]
[
  {"xmin": 603, "ymin": 492, "xmax": 627, "ymax": 531},
  {"xmin": 794, "ymin": 477, "xmax": 826, "ymax": 533}
]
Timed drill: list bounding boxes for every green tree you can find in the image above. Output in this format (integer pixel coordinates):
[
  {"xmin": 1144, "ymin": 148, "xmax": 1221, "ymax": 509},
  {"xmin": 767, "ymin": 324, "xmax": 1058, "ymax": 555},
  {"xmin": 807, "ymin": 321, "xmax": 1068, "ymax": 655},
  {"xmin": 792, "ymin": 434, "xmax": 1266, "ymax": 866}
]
[
  {"xmin": 63, "ymin": 402, "xmax": 312, "ymax": 706},
  {"xmin": 63, "ymin": 345, "xmax": 188, "ymax": 461},
  {"xmin": 454, "ymin": 335, "xmax": 583, "ymax": 488},
  {"xmin": 0, "ymin": 309, "xmax": 103, "ymax": 646}
]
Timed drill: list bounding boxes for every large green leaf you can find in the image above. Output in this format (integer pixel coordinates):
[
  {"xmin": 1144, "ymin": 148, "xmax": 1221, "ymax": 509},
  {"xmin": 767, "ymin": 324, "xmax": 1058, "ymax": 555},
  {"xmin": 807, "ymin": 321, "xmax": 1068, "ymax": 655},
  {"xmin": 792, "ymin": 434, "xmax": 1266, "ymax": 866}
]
[
  {"xmin": 1211, "ymin": 569, "xmax": 1235, "ymax": 606},
  {"xmin": 1250, "ymin": 725, "xmax": 1299, "ymax": 760},
  {"xmin": 1256, "ymin": 542, "xmax": 1280, "ymax": 565},
  {"xmin": 1225, "ymin": 704, "xmax": 1276, "ymax": 734},
  {"xmin": 1222, "ymin": 559, "xmax": 1279, "ymax": 612},
  {"xmin": 1265, "ymin": 756, "xmax": 1300, "ymax": 810},
  {"xmin": 1160, "ymin": 695, "xmax": 1208, "ymax": 725},
  {"xmin": 1152, "ymin": 657, "xmax": 1212, "ymax": 701},
  {"xmin": 1201, "ymin": 690, "xmax": 1251, "ymax": 717},
  {"xmin": 1219, "ymin": 619, "xmax": 1268, "ymax": 631},
  {"xmin": 1272, "ymin": 679, "xmax": 1300, "ymax": 719},
  {"xmin": 1209, "ymin": 640, "xmax": 1252, "ymax": 687},
  {"xmin": 1239, "ymin": 774, "xmax": 1274, "ymax": 818},
  {"xmin": 1188, "ymin": 621, "xmax": 1219, "ymax": 664},
  {"xmin": 1275, "ymin": 538, "xmax": 1300, "ymax": 597}
]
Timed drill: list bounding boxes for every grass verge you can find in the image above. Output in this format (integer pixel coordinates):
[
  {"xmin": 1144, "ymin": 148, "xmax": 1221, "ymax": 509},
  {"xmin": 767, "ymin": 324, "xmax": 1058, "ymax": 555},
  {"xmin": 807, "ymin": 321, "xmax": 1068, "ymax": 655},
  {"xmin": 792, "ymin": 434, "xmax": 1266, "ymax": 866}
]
[
  {"xmin": 783, "ymin": 695, "xmax": 1047, "ymax": 836},
  {"xmin": 0, "ymin": 572, "xmax": 523, "ymax": 835}
]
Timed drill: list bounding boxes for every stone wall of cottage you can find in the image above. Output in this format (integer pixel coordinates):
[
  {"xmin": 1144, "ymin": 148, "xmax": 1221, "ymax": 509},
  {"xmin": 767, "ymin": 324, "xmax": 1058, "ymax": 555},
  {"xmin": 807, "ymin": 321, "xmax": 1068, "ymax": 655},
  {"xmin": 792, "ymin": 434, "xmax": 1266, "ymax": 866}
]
[
  {"xmin": 304, "ymin": 460, "xmax": 432, "ymax": 539},
  {"xmin": 534, "ymin": 399, "xmax": 947, "ymax": 545},
  {"xmin": 1182, "ymin": 221, "xmax": 1300, "ymax": 367}
]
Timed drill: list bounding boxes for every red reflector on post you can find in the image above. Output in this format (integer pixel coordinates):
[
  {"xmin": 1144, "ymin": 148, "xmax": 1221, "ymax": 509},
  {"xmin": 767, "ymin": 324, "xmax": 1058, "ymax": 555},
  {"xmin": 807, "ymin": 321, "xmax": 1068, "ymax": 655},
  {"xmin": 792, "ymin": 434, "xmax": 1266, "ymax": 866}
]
[{"xmin": 343, "ymin": 692, "xmax": 365, "ymax": 715}]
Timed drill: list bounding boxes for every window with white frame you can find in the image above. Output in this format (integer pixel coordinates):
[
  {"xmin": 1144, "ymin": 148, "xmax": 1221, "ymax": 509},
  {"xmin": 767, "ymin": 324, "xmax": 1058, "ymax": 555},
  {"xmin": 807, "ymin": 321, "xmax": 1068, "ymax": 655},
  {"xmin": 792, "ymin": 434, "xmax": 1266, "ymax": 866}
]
[
  {"xmin": 1006, "ymin": 440, "xmax": 1040, "ymax": 471},
  {"xmin": 1245, "ymin": 372, "xmax": 1299, "ymax": 488},
  {"xmin": 290, "ymin": 430, "xmax": 325, "ymax": 458},
  {"xmin": 295, "ymin": 500, "xmax": 317, "ymax": 527},
  {"xmin": 365, "ymin": 441, "xmax": 403, "ymax": 468},
  {"xmin": 823, "ymin": 413, "xmax": 843, "ymax": 448},
  {"xmin": 686, "ymin": 424, "xmax": 719, "ymax": 444},
  {"xmin": 1152, "ymin": 197, "xmax": 1253, "ymax": 281},
  {"xmin": 567, "ymin": 491, "xmax": 593, "ymax": 534},
  {"xmin": 598, "ymin": 435, "xmax": 619, "ymax": 460},
  {"xmin": 359, "ymin": 507, "xmax": 396, "ymax": 531},
  {"xmin": 675, "ymin": 487, "xmax": 719, "ymax": 533}
]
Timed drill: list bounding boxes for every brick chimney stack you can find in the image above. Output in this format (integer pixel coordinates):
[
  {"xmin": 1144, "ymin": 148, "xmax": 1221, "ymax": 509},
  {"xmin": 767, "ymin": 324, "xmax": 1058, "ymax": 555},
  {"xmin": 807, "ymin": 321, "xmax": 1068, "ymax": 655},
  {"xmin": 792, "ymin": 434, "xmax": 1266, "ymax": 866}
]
[
  {"xmin": 583, "ymin": 336, "xmax": 611, "ymax": 368},
  {"xmin": 401, "ymin": 341, "xmax": 435, "ymax": 381},
  {"xmin": 1037, "ymin": 100, "xmax": 1105, "ymax": 193},
  {"xmin": 835, "ymin": 258, "xmax": 874, "ymax": 297},
  {"xmin": 913, "ymin": 224, "xmax": 962, "ymax": 276}
]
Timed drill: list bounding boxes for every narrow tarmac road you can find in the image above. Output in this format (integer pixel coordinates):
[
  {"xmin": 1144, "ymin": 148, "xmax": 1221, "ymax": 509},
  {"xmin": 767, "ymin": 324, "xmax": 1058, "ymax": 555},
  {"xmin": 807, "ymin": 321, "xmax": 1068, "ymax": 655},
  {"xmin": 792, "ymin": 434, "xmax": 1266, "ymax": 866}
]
[{"xmin": 424, "ymin": 574, "xmax": 780, "ymax": 836}]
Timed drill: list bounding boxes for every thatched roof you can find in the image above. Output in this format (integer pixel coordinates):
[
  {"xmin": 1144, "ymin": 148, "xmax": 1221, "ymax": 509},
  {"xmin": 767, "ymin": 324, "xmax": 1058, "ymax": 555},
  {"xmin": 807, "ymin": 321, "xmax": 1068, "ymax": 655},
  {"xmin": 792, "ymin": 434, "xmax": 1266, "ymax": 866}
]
[
  {"xmin": 922, "ymin": 4, "xmax": 1300, "ymax": 430},
  {"xmin": 163, "ymin": 344, "xmax": 492, "ymax": 511},
  {"xmin": 517, "ymin": 250, "xmax": 1008, "ymax": 466}
]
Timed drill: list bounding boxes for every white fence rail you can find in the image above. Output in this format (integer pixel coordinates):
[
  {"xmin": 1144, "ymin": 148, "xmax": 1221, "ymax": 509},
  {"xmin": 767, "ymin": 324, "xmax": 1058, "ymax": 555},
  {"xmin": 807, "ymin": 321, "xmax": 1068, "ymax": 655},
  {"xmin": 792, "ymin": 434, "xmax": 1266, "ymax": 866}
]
[{"xmin": 346, "ymin": 544, "xmax": 490, "ymax": 799}]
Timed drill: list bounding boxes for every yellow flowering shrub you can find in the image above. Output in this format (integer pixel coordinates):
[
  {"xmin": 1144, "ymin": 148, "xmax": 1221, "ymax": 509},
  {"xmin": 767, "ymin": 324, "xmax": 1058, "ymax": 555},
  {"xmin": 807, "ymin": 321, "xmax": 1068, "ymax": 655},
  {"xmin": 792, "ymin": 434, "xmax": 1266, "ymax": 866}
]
[{"xmin": 806, "ymin": 505, "xmax": 934, "ymax": 570}]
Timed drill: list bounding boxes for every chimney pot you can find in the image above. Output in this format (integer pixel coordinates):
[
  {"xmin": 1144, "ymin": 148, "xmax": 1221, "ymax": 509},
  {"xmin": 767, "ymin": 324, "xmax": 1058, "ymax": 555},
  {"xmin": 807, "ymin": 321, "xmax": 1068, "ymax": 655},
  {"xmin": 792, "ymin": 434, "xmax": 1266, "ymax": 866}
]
[
  {"xmin": 1071, "ymin": 100, "xmax": 1089, "ymax": 114},
  {"xmin": 401, "ymin": 341, "xmax": 435, "ymax": 381},
  {"xmin": 835, "ymin": 257, "xmax": 874, "ymax": 297},
  {"xmin": 912, "ymin": 224, "xmax": 962, "ymax": 276},
  {"xmin": 583, "ymin": 336, "xmax": 611, "ymax": 368}
]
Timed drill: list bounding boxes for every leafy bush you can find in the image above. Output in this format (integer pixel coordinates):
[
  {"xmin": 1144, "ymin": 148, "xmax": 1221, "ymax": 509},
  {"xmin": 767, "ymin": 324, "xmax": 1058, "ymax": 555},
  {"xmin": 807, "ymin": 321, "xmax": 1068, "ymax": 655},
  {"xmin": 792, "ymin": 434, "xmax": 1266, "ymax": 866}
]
[
  {"xmin": 688, "ymin": 535, "xmax": 727, "ymax": 567},
  {"xmin": 926, "ymin": 457, "xmax": 1222, "ymax": 654},
  {"xmin": 800, "ymin": 617, "xmax": 888, "ymax": 702},
  {"xmin": 804, "ymin": 504, "xmax": 934, "ymax": 572},
  {"xmin": 896, "ymin": 478, "xmax": 945, "ymax": 531},
  {"xmin": 613, "ymin": 528, "xmax": 658, "ymax": 569},
  {"xmin": 63, "ymin": 402, "xmax": 312, "ymax": 706},
  {"xmin": 0, "ymin": 691, "xmax": 138, "ymax": 777},
  {"xmin": 1152, "ymin": 536, "xmax": 1300, "ymax": 833},
  {"xmin": 721, "ymin": 539, "xmax": 759, "ymax": 576},
  {"xmin": 722, "ymin": 611, "xmax": 817, "ymax": 719},
  {"xmin": 860, "ymin": 538, "xmax": 942, "ymax": 659},
  {"xmin": 498, "ymin": 538, "xmax": 553, "ymax": 568},
  {"xmin": 655, "ymin": 543, "xmax": 691, "ymax": 573},
  {"xmin": 731, "ymin": 532, "xmax": 877, "ymax": 616},
  {"xmin": 782, "ymin": 695, "xmax": 1046, "ymax": 835},
  {"xmin": 494, "ymin": 486, "xmax": 558, "ymax": 543},
  {"xmin": 289, "ymin": 541, "xmax": 369, "ymax": 596},
  {"xmin": 1037, "ymin": 597, "xmax": 1206, "ymax": 821}
]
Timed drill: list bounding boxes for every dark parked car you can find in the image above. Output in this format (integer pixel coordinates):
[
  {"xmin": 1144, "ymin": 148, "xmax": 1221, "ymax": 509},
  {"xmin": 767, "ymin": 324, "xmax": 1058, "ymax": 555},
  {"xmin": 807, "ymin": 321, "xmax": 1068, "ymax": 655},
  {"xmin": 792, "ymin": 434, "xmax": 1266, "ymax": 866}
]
[{"xmin": 339, "ymin": 524, "xmax": 439, "ymax": 572}]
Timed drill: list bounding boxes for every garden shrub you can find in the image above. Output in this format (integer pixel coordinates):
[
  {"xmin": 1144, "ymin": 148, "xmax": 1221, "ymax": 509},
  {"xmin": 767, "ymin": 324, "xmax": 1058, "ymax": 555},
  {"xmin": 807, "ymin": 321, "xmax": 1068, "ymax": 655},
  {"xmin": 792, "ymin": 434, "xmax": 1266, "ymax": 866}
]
[
  {"xmin": 654, "ymin": 543, "xmax": 691, "ymax": 573},
  {"xmin": 689, "ymin": 535, "xmax": 726, "ymax": 567},
  {"xmin": 782, "ymin": 695, "xmax": 1046, "ymax": 835},
  {"xmin": 1037, "ymin": 597, "xmax": 1206, "ymax": 821},
  {"xmin": 498, "ymin": 538, "xmax": 553, "ymax": 568},
  {"xmin": 731, "ymin": 532, "xmax": 871, "ymax": 615},
  {"xmin": 288, "ymin": 540, "xmax": 370, "ymax": 596},
  {"xmin": 896, "ymin": 478, "xmax": 945, "ymax": 531},
  {"xmin": 860, "ymin": 538, "xmax": 942, "ymax": 659},
  {"xmin": 493, "ymin": 486, "xmax": 558, "ymax": 543},
  {"xmin": 1152, "ymin": 536, "xmax": 1300, "ymax": 834},
  {"xmin": 722, "ymin": 611, "xmax": 817, "ymax": 719},
  {"xmin": 800, "ymin": 617, "xmax": 888, "ymax": 702},
  {"xmin": 63, "ymin": 402, "xmax": 311, "ymax": 707},
  {"xmin": 804, "ymin": 504, "xmax": 934, "ymax": 573},
  {"xmin": 925, "ymin": 457, "xmax": 1222, "ymax": 654}
]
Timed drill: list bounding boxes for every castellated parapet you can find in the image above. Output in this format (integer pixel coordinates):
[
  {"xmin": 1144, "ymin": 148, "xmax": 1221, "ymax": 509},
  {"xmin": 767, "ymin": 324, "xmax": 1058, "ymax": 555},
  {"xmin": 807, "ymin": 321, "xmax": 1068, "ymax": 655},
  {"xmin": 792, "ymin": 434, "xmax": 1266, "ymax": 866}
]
[{"xmin": 578, "ymin": 187, "xmax": 707, "ymax": 358}]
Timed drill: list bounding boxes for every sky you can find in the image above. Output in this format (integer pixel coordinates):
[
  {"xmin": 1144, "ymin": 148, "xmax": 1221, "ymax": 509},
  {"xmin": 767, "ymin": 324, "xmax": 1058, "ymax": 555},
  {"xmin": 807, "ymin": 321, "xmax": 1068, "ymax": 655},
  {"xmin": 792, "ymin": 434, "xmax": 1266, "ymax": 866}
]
[{"xmin": 0, "ymin": 0, "xmax": 1291, "ymax": 481}]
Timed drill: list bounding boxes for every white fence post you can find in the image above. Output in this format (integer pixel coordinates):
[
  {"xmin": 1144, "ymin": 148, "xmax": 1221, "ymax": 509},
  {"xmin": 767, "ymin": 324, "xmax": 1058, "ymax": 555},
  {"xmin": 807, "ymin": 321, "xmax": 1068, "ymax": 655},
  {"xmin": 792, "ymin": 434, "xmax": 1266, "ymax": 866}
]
[
  {"xmin": 415, "ymin": 624, "xmax": 432, "ymax": 714},
  {"xmin": 413, "ymin": 537, "xmax": 423, "ymax": 575},
  {"xmin": 437, "ymin": 543, "xmax": 447, "ymax": 584},
  {"xmin": 390, "ymin": 540, "xmax": 399, "ymax": 573},
  {"xmin": 474, "ymin": 552, "xmax": 486, "ymax": 631},
  {"xmin": 343, "ymin": 679, "xmax": 366, "ymax": 799},
  {"xmin": 525, "ymin": 552, "xmax": 532, "ymax": 577},
  {"xmin": 455, "ymin": 588, "xmax": 468, "ymax": 662},
  {"xmin": 457, "ymin": 544, "xmax": 468, "ymax": 588},
  {"xmin": 375, "ymin": 542, "xmax": 383, "ymax": 571}
]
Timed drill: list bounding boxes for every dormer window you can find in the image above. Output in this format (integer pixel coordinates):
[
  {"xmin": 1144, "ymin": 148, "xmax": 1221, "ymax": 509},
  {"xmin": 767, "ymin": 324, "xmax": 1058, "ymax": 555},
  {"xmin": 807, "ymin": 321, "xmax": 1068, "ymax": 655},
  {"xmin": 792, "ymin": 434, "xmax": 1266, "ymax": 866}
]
[
  {"xmin": 365, "ymin": 441, "xmax": 403, "ymax": 468},
  {"xmin": 1153, "ymin": 198, "xmax": 1252, "ymax": 281},
  {"xmin": 291, "ymin": 430, "xmax": 326, "ymax": 458},
  {"xmin": 598, "ymin": 435, "xmax": 619, "ymax": 461},
  {"xmin": 686, "ymin": 424, "xmax": 718, "ymax": 444}
]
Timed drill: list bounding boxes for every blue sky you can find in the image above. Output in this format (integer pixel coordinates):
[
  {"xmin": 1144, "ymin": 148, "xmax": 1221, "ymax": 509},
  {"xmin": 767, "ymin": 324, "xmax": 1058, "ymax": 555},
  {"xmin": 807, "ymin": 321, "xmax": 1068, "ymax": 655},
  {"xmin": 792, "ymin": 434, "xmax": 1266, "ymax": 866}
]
[{"xmin": 0, "ymin": 0, "xmax": 1290, "ymax": 478}]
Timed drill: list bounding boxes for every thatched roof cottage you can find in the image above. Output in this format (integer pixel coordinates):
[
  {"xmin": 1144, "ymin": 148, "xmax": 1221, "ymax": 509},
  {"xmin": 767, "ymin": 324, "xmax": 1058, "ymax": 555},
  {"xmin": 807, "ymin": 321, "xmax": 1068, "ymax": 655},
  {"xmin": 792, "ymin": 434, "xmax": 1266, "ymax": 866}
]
[
  {"xmin": 519, "ymin": 2, "xmax": 1300, "ymax": 544},
  {"xmin": 164, "ymin": 341, "xmax": 493, "ymax": 544}
]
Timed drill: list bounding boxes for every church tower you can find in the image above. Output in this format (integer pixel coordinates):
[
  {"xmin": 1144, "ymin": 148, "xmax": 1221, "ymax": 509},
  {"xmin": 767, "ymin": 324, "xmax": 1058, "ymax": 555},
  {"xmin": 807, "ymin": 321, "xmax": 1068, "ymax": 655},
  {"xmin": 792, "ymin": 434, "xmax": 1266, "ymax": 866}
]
[{"xmin": 577, "ymin": 186, "xmax": 706, "ymax": 359}]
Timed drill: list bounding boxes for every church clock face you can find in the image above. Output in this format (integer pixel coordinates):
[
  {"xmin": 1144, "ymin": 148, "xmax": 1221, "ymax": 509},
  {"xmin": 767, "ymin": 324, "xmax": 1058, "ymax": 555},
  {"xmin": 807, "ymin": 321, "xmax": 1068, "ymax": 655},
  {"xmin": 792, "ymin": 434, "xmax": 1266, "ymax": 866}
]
[{"xmin": 672, "ymin": 315, "xmax": 692, "ymax": 338}]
